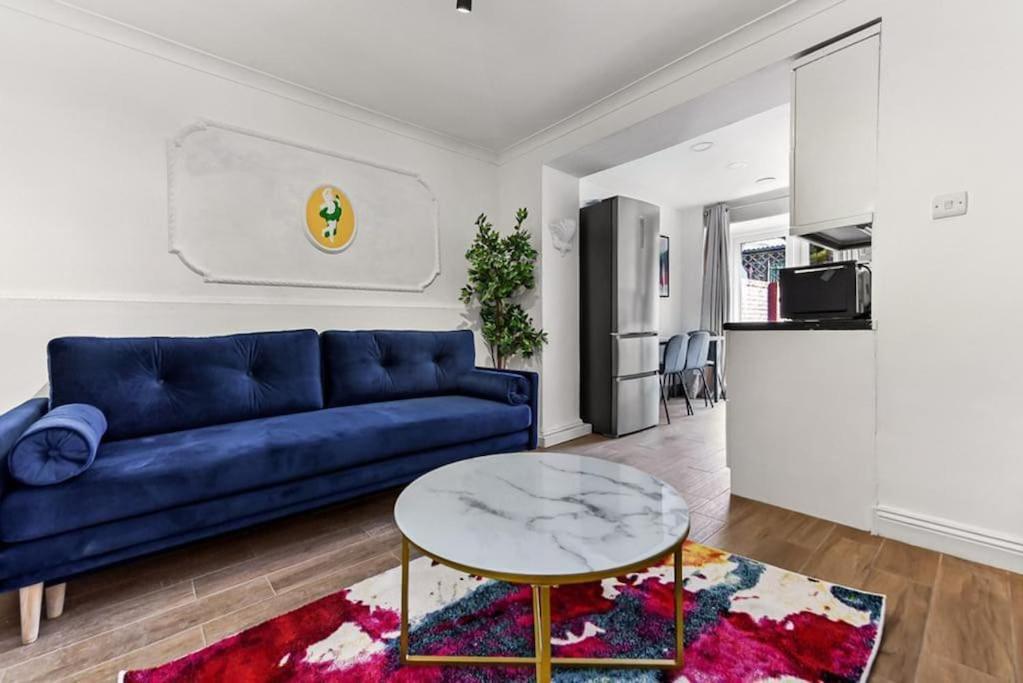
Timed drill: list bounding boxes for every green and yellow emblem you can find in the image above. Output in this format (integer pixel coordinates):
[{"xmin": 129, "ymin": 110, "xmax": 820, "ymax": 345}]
[{"xmin": 305, "ymin": 185, "xmax": 356, "ymax": 252}]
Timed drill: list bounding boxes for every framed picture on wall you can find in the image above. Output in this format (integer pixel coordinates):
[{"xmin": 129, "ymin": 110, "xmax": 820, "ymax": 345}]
[{"xmin": 659, "ymin": 234, "xmax": 670, "ymax": 298}]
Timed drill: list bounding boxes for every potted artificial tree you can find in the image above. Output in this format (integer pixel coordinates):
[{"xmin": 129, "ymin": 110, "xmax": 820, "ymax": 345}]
[{"xmin": 460, "ymin": 209, "xmax": 547, "ymax": 369}]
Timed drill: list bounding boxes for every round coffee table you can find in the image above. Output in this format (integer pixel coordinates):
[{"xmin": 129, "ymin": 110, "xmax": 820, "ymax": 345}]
[{"xmin": 393, "ymin": 452, "xmax": 691, "ymax": 682}]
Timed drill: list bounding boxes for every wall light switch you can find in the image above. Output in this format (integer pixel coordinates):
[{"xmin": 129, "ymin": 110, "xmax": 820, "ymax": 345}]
[{"xmin": 932, "ymin": 191, "xmax": 968, "ymax": 219}]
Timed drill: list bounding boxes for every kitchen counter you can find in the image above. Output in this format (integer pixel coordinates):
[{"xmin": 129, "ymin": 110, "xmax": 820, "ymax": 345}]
[
  {"xmin": 724, "ymin": 319, "xmax": 872, "ymax": 331},
  {"xmin": 725, "ymin": 327, "xmax": 876, "ymax": 530}
]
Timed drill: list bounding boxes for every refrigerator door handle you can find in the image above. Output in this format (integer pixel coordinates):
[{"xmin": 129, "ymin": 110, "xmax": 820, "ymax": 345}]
[{"xmin": 614, "ymin": 371, "xmax": 659, "ymax": 381}]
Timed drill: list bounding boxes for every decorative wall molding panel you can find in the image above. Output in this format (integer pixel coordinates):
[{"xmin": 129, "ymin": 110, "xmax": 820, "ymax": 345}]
[
  {"xmin": 0, "ymin": 292, "xmax": 462, "ymax": 310},
  {"xmin": 168, "ymin": 121, "xmax": 441, "ymax": 292}
]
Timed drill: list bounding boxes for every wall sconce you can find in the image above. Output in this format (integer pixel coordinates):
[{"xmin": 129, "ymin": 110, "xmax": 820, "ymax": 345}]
[{"xmin": 549, "ymin": 218, "xmax": 577, "ymax": 255}]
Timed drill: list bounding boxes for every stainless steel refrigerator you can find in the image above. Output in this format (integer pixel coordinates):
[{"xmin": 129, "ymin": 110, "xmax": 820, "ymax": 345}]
[{"xmin": 579, "ymin": 196, "xmax": 660, "ymax": 437}]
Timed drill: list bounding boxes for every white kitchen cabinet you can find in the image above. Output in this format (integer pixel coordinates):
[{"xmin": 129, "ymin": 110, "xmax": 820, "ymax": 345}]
[{"xmin": 791, "ymin": 25, "xmax": 881, "ymax": 234}]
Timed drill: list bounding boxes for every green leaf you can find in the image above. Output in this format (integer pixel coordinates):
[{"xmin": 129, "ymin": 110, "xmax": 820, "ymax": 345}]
[{"xmin": 461, "ymin": 208, "xmax": 546, "ymax": 368}]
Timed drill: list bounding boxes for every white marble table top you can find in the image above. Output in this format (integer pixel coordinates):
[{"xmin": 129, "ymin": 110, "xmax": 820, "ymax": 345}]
[{"xmin": 394, "ymin": 452, "xmax": 690, "ymax": 582}]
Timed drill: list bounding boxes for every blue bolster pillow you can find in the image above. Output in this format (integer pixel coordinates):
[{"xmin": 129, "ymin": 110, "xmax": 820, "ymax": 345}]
[
  {"xmin": 9, "ymin": 404, "xmax": 107, "ymax": 486},
  {"xmin": 457, "ymin": 369, "xmax": 530, "ymax": 405},
  {"xmin": 0, "ymin": 398, "xmax": 50, "ymax": 499}
]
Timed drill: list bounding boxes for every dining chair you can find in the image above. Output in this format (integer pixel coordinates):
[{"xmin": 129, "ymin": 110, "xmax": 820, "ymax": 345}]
[
  {"xmin": 684, "ymin": 330, "xmax": 716, "ymax": 408},
  {"xmin": 659, "ymin": 333, "xmax": 692, "ymax": 422},
  {"xmin": 707, "ymin": 335, "xmax": 726, "ymax": 401}
]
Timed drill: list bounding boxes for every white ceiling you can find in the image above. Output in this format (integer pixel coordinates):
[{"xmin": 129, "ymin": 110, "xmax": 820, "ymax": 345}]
[
  {"xmin": 580, "ymin": 104, "xmax": 791, "ymax": 210},
  {"xmin": 59, "ymin": 0, "xmax": 795, "ymax": 152},
  {"xmin": 552, "ymin": 61, "xmax": 791, "ymax": 177}
]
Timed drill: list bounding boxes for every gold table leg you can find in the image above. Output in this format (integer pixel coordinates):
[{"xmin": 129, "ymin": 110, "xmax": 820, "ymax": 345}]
[
  {"xmin": 547, "ymin": 543, "xmax": 685, "ymax": 670},
  {"xmin": 532, "ymin": 586, "xmax": 544, "ymax": 681},
  {"xmin": 400, "ymin": 536, "xmax": 410, "ymax": 665},
  {"xmin": 398, "ymin": 536, "xmax": 685, "ymax": 675},
  {"xmin": 674, "ymin": 541, "xmax": 685, "ymax": 669},
  {"xmin": 539, "ymin": 585, "xmax": 552, "ymax": 683},
  {"xmin": 400, "ymin": 535, "xmax": 538, "ymax": 668}
]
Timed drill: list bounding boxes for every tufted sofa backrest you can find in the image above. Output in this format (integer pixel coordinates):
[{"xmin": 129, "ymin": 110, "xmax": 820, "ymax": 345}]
[
  {"xmin": 321, "ymin": 330, "xmax": 475, "ymax": 407},
  {"xmin": 48, "ymin": 330, "xmax": 323, "ymax": 441}
]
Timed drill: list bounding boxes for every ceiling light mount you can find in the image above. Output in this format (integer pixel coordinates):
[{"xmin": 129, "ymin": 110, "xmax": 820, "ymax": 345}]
[
  {"xmin": 456, "ymin": 0, "xmax": 472, "ymax": 13},
  {"xmin": 690, "ymin": 141, "xmax": 713, "ymax": 153}
]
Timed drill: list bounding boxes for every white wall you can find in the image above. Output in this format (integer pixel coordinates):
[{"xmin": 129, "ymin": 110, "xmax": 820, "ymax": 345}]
[
  {"xmin": 0, "ymin": 6, "xmax": 497, "ymax": 411},
  {"xmin": 658, "ymin": 209, "xmax": 688, "ymax": 337},
  {"xmin": 871, "ymin": 0, "xmax": 1023, "ymax": 570},
  {"xmin": 498, "ymin": 0, "xmax": 878, "ymax": 449},
  {"xmin": 537, "ymin": 167, "xmax": 587, "ymax": 444},
  {"xmin": 500, "ymin": 0, "xmax": 1023, "ymax": 569},
  {"xmin": 655, "ymin": 207, "xmax": 705, "ymax": 337}
]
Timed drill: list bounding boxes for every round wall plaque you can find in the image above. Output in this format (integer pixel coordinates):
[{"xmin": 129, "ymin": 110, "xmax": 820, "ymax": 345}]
[{"xmin": 304, "ymin": 185, "xmax": 356, "ymax": 253}]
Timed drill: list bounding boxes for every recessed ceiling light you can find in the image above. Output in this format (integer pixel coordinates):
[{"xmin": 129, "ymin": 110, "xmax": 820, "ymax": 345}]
[
  {"xmin": 756, "ymin": 176, "xmax": 777, "ymax": 184},
  {"xmin": 456, "ymin": 0, "xmax": 472, "ymax": 12},
  {"xmin": 727, "ymin": 161, "xmax": 748, "ymax": 170},
  {"xmin": 690, "ymin": 141, "xmax": 713, "ymax": 152}
]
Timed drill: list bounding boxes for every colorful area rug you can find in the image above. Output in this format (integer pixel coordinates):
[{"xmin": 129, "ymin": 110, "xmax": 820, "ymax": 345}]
[{"xmin": 123, "ymin": 542, "xmax": 884, "ymax": 682}]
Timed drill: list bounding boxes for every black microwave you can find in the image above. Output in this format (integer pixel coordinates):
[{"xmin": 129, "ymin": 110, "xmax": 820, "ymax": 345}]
[{"xmin": 779, "ymin": 261, "xmax": 871, "ymax": 320}]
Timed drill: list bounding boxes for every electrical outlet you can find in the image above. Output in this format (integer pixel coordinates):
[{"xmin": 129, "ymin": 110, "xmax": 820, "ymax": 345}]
[{"xmin": 932, "ymin": 191, "xmax": 968, "ymax": 219}]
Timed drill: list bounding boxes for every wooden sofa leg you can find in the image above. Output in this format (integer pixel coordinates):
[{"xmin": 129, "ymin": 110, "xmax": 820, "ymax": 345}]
[
  {"xmin": 45, "ymin": 583, "xmax": 66, "ymax": 619},
  {"xmin": 19, "ymin": 583, "xmax": 43, "ymax": 645}
]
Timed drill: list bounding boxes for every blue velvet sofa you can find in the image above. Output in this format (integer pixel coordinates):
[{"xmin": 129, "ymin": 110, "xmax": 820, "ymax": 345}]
[{"xmin": 0, "ymin": 329, "xmax": 537, "ymax": 640}]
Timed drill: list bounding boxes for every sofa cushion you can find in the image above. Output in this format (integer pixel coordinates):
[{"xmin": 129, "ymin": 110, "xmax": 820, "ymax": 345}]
[
  {"xmin": 321, "ymin": 330, "xmax": 475, "ymax": 407},
  {"xmin": 9, "ymin": 404, "xmax": 107, "ymax": 486},
  {"xmin": 48, "ymin": 330, "xmax": 323, "ymax": 441},
  {"xmin": 0, "ymin": 430, "xmax": 532, "ymax": 591},
  {"xmin": 0, "ymin": 396, "xmax": 532, "ymax": 542}
]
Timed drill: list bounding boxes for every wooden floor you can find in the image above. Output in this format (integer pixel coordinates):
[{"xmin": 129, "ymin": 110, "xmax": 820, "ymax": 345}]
[{"xmin": 0, "ymin": 402, "xmax": 1019, "ymax": 681}]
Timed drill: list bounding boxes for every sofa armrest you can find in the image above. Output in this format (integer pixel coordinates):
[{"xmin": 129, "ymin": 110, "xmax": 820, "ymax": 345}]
[
  {"xmin": 475, "ymin": 367, "xmax": 539, "ymax": 450},
  {"xmin": 0, "ymin": 398, "xmax": 50, "ymax": 499},
  {"xmin": 457, "ymin": 370, "xmax": 530, "ymax": 405}
]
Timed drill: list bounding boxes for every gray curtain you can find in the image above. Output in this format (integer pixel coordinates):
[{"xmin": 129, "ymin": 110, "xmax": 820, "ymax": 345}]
[{"xmin": 701, "ymin": 203, "xmax": 731, "ymax": 335}]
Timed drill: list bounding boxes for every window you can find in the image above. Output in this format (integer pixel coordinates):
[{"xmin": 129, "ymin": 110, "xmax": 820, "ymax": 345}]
[
  {"xmin": 729, "ymin": 215, "xmax": 789, "ymax": 323},
  {"xmin": 738, "ymin": 237, "xmax": 785, "ymax": 322}
]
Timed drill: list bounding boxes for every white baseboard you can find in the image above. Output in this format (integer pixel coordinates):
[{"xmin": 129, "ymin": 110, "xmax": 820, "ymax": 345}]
[
  {"xmin": 875, "ymin": 505, "xmax": 1023, "ymax": 574},
  {"xmin": 539, "ymin": 421, "xmax": 592, "ymax": 448}
]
